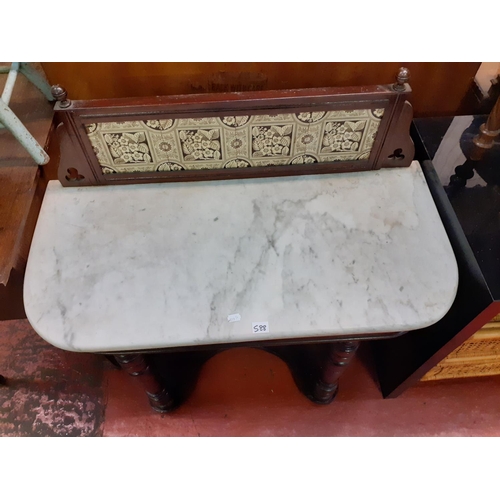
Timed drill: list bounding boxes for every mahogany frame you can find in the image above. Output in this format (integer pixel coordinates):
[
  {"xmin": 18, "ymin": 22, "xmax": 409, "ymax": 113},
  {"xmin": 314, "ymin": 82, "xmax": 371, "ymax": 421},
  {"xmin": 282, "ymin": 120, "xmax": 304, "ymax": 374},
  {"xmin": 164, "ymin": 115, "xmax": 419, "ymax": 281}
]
[{"xmin": 52, "ymin": 78, "xmax": 414, "ymax": 187}]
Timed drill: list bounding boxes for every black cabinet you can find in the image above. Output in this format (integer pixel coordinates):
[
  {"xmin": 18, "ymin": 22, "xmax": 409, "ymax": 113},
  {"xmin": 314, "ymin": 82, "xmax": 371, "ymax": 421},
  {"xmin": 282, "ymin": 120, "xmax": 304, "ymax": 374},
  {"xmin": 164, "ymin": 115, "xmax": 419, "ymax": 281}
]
[{"xmin": 373, "ymin": 116, "xmax": 500, "ymax": 397}]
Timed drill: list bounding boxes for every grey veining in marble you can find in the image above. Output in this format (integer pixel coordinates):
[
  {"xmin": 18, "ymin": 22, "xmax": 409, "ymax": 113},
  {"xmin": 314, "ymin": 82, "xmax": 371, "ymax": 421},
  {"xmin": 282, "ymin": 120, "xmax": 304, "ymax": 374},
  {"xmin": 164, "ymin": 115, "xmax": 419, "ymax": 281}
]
[{"xmin": 24, "ymin": 161, "xmax": 458, "ymax": 352}]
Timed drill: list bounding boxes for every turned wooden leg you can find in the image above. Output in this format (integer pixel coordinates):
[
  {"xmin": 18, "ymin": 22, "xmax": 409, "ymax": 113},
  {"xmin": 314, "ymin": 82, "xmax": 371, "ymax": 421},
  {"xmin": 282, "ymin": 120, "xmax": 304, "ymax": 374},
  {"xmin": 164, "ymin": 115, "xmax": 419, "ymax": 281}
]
[
  {"xmin": 471, "ymin": 95, "xmax": 500, "ymax": 161},
  {"xmin": 448, "ymin": 160, "xmax": 475, "ymax": 189},
  {"xmin": 114, "ymin": 353, "xmax": 176, "ymax": 413},
  {"xmin": 312, "ymin": 341, "xmax": 360, "ymax": 404}
]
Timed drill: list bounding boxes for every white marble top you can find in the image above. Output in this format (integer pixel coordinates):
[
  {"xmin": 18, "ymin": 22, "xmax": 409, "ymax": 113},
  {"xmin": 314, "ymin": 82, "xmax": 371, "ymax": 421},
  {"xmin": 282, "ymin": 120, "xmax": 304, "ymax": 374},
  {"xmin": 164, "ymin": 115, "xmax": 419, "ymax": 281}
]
[{"xmin": 24, "ymin": 161, "xmax": 458, "ymax": 352}]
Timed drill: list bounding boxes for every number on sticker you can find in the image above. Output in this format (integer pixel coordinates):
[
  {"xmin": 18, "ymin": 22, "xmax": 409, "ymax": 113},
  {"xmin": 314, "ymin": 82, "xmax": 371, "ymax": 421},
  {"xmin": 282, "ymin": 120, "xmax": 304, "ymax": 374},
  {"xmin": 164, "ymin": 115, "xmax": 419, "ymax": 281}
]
[{"xmin": 252, "ymin": 322, "xmax": 269, "ymax": 334}]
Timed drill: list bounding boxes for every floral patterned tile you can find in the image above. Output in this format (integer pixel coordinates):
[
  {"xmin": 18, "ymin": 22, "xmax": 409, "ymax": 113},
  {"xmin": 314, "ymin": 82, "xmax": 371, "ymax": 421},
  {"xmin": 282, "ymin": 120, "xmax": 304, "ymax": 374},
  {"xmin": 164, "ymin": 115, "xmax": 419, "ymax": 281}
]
[
  {"xmin": 85, "ymin": 108, "xmax": 384, "ymax": 174},
  {"xmin": 179, "ymin": 129, "xmax": 222, "ymax": 162},
  {"xmin": 252, "ymin": 125, "xmax": 293, "ymax": 158},
  {"xmin": 103, "ymin": 132, "xmax": 152, "ymax": 166},
  {"xmin": 296, "ymin": 111, "xmax": 327, "ymax": 123},
  {"xmin": 320, "ymin": 120, "xmax": 366, "ymax": 155}
]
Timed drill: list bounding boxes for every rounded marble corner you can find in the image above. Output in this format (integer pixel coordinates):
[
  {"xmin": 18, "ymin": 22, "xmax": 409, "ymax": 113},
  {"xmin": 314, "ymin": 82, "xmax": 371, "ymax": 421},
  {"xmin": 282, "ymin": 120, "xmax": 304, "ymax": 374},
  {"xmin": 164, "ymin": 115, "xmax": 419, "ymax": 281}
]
[
  {"xmin": 409, "ymin": 258, "xmax": 459, "ymax": 333},
  {"xmin": 23, "ymin": 283, "xmax": 79, "ymax": 354}
]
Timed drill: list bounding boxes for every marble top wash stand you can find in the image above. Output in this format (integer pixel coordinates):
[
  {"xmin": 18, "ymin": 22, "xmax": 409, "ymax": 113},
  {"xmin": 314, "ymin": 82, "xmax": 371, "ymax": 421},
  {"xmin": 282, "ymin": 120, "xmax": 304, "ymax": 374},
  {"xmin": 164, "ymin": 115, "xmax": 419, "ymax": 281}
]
[{"xmin": 24, "ymin": 70, "xmax": 458, "ymax": 412}]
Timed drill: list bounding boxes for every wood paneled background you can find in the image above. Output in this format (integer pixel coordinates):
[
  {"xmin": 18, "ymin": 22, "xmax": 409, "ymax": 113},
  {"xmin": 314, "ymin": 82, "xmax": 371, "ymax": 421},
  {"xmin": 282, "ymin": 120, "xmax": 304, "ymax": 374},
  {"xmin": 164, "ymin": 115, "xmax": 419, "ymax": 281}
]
[{"xmin": 41, "ymin": 62, "xmax": 481, "ymax": 118}]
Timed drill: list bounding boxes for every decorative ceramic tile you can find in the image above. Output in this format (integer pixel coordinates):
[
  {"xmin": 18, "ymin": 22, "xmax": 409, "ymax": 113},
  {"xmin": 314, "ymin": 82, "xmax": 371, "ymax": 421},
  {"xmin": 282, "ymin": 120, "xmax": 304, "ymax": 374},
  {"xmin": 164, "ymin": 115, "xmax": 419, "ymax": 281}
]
[
  {"xmin": 296, "ymin": 111, "xmax": 326, "ymax": 123},
  {"xmin": 223, "ymin": 128, "xmax": 250, "ymax": 159},
  {"xmin": 94, "ymin": 121, "xmax": 144, "ymax": 131},
  {"xmin": 294, "ymin": 124, "xmax": 322, "ymax": 154},
  {"xmin": 179, "ymin": 129, "xmax": 222, "ymax": 161},
  {"xmin": 251, "ymin": 125, "xmax": 293, "ymax": 158},
  {"xmin": 321, "ymin": 121, "xmax": 365, "ymax": 154},
  {"xmin": 177, "ymin": 117, "xmax": 220, "ymax": 127},
  {"xmin": 103, "ymin": 131, "xmax": 153, "ymax": 167},
  {"xmin": 252, "ymin": 113, "xmax": 295, "ymax": 123},
  {"xmin": 144, "ymin": 119, "xmax": 175, "ymax": 131},
  {"xmin": 148, "ymin": 131, "xmax": 182, "ymax": 162},
  {"xmin": 85, "ymin": 108, "xmax": 384, "ymax": 174}
]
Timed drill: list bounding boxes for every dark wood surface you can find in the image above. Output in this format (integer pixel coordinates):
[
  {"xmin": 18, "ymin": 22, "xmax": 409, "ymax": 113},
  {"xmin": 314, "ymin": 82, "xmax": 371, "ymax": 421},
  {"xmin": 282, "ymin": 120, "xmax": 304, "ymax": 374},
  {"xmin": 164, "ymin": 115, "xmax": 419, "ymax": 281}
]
[
  {"xmin": 0, "ymin": 269, "xmax": 26, "ymax": 320},
  {"xmin": 62, "ymin": 84, "xmax": 395, "ymax": 111},
  {"xmin": 54, "ymin": 83, "xmax": 413, "ymax": 187},
  {"xmin": 0, "ymin": 63, "xmax": 54, "ymax": 319},
  {"xmin": 41, "ymin": 62, "xmax": 481, "ymax": 118},
  {"xmin": 0, "ymin": 168, "xmax": 40, "ymax": 284}
]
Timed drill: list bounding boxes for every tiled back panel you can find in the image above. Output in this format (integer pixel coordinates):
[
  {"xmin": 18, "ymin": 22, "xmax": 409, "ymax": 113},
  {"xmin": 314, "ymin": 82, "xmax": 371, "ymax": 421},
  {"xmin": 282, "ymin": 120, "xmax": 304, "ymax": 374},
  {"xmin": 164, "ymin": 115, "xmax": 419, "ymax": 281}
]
[{"xmin": 85, "ymin": 108, "xmax": 384, "ymax": 174}]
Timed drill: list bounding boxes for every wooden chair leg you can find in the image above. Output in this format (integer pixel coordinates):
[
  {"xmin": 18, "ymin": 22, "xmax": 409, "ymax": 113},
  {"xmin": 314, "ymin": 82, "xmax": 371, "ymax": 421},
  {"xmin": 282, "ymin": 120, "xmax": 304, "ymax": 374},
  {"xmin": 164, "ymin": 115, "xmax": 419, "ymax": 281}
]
[
  {"xmin": 447, "ymin": 96, "xmax": 500, "ymax": 191},
  {"xmin": 114, "ymin": 353, "xmax": 176, "ymax": 413},
  {"xmin": 312, "ymin": 341, "xmax": 360, "ymax": 404},
  {"xmin": 471, "ymin": 95, "xmax": 500, "ymax": 160},
  {"xmin": 0, "ymin": 97, "xmax": 50, "ymax": 165}
]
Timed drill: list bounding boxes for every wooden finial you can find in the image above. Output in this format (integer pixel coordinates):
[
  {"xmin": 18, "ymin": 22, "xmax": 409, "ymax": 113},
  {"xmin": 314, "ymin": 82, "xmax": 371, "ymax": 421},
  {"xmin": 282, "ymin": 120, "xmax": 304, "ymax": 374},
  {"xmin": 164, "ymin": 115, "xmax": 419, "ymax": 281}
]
[
  {"xmin": 393, "ymin": 67, "xmax": 410, "ymax": 91},
  {"xmin": 51, "ymin": 84, "xmax": 71, "ymax": 108}
]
